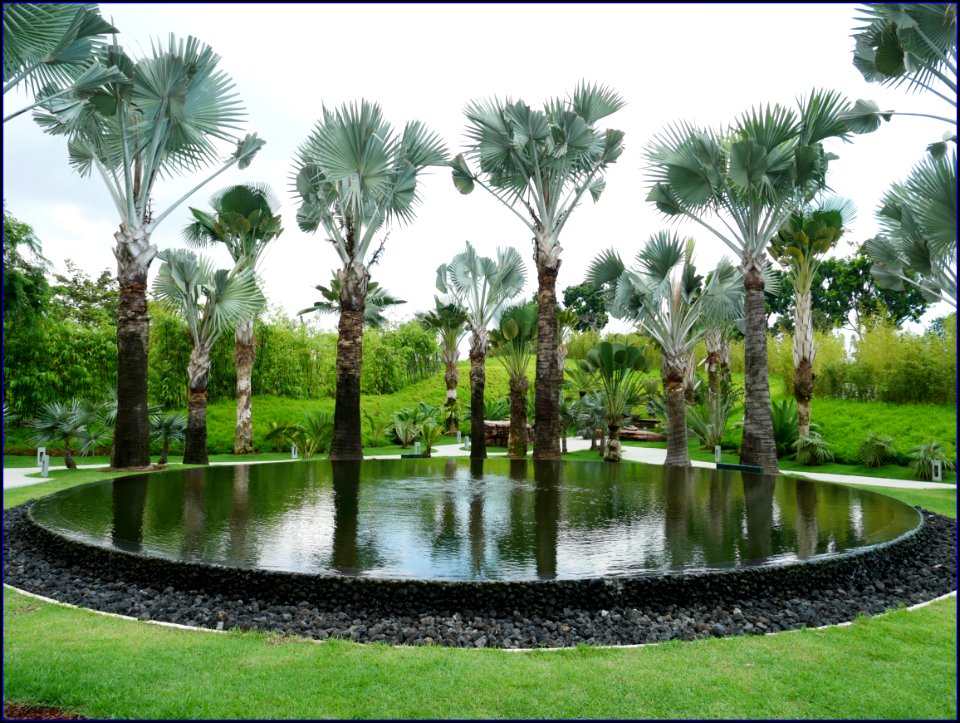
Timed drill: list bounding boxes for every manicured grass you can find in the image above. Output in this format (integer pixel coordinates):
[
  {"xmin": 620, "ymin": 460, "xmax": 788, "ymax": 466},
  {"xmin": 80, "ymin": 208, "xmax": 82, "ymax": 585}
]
[
  {"xmin": 2, "ymin": 589, "xmax": 954, "ymax": 719},
  {"xmin": 840, "ymin": 485, "xmax": 957, "ymax": 519}
]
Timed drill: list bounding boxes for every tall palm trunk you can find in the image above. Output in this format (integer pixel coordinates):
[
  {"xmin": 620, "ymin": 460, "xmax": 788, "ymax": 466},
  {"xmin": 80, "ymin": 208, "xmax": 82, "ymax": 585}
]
[
  {"xmin": 331, "ymin": 265, "xmax": 368, "ymax": 461},
  {"xmin": 183, "ymin": 345, "xmax": 212, "ymax": 465},
  {"xmin": 603, "ymin": 424, "xmax": 622, "ymax": 462},
  {"xmin": 683, "ymin": 354, "xmax": 697, "ymax": 404},
  {"xmin": 469, "ymin": 330, "xmax": 487, "ymax": 460},
  {"xmin": 158, "ymin": 435, "xmax": 171, "ymax": 465},
  {"xmin": 507, "ymin": 374, "xmax": 529, "ymax": 458},
  {"xmin": 704, "ymin": 328, "xmax": 723, "ymax": 417},
  {"xmin": 720, "ymin": 336, "xmax": 731, "ymax": 389},
  {"xmin": 793, "ymin": 290, "xmax": 815, "ymax": 438},
  {"xmin": 739, "ymin": 261, "xmax": 778, "ymax": 473},
  {"xmin": 443, "ymin": 351, "xmax": 459, "ymax": 434},
  {"xmin": 114, "ymin": 246, "xmax": 153, "ymax": 468},
  {"xmin": 663, "ymin": 357, "xmax": 691, "ymax": 467},
  {"xmin": 233, "ymin": 318, "xmax": 255, "ymax": 454},
  {"xmin": 534, "ymin": 259, "xmax": 561, "ymax": 460}
]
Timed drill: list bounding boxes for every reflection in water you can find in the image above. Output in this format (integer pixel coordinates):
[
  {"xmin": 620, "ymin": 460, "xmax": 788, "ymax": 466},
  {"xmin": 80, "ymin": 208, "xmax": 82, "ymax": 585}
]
[
  {"xmin": 331, "ymin": 461, "xmax": 361, "ymax": 574},
  {"xmin": 533, "ymin": 461, "xmax": 562, "ymax": 580},
  {"xmin": 34, "ymin": 459, "xmax": 921, "ymax": 581},
  {"xmin": 795, "ymin": 478, "xmax": 818, "ymax": 559},
  {"xmin": 111, "ymin": 475, "xmax": 149, "ymax": 551}
]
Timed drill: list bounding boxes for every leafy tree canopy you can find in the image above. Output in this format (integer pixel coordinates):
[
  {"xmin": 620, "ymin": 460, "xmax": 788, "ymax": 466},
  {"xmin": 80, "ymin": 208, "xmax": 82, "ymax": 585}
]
[
  {"xmin": 562, "ymin": 283, "xmax": 609, "ymax": 332},
  {"xmin": 50, "ymin": 259, "xmax": 118, "ymax": 327},
  {"xmin": 3, "ymin": 205, "xmax": 50, "ymax": 321}
]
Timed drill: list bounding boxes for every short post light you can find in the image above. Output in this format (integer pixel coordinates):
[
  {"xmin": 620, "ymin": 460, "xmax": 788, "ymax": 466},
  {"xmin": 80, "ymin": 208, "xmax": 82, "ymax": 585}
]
[
  {"xmin": 291, "ymin": 444, "xmax": 298, "ymax": 460},
  {"xmin": 36, "ymin": 447, "xmax": 46, "ymax": 465},
  {"xmin": 41, "ymin": 453, "xmax": 50, "ymax": 477},
  {"xmin": 414, "ymin": 441, "xmax": 421, "ymax": 456},
  {"xmin": 932, "ymin": 460, "xmax": 943, "ymax": 482},
  {"xmin": 714, "ymin": 445, "xmax": 722, "ymax": 464}
]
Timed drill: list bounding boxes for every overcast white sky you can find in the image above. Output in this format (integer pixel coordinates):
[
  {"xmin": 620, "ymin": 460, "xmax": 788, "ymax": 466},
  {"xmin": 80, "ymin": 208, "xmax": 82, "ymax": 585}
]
[{"xmin": 2, "ymin": 3, "xmax": 952, "ymax": 334}]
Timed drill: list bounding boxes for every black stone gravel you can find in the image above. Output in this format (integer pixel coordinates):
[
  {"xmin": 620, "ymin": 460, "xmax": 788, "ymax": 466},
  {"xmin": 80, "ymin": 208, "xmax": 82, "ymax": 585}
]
[{"xmin": 3, "ymin": 504, "xmax": 956, "ymax": 649}]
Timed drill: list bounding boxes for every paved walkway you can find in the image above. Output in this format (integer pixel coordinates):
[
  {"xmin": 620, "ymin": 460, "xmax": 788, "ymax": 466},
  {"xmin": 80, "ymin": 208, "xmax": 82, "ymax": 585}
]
[{"xmin": 3, "ymin": 438, "xmax": 954, "ymax": 491}]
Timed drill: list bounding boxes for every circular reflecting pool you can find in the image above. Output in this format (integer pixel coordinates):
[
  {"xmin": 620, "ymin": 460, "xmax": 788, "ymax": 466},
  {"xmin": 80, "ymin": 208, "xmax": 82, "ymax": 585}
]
[{"xmin": 30, "ymin": 459, "xmax": 922, "ymax": 581}]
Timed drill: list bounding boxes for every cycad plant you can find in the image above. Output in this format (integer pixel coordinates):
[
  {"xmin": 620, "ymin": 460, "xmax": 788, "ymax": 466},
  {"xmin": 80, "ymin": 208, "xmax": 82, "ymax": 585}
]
[
  {"xmin": 183, "ymin": 184, "xmax": 284, "ymax": 454},
  {"xmin": 578, "ymin": 342, "xmax": 652, "ymax": 462},
  {"xmin": 769, "ymin": 399, "xmax": 800, "ymax": 458},
  {"xmin": 490, "ymin": 302, "xmax": 537, "ymax": 458},
  {"xmin": 645, "ymin": 89, "xmax": 861, "ymax": 472},
  {"xmin": 436, "ymin": 242, "xmax": 526, "ymax": 459},
  {"xmin": 416, "ymin": 299, "xmax": 468, "ymax": 433},
  {"xmin": 33, "ymin": 33, "xmax": 265, "ymax": 468},
  {"xmin": 152, "ymin": 249, "xmax": 265, "ymax": 465},
  {"xmin": 293, "ymin": 100, "xmax": 447, "ymax": 460},
  {"xmin": 770, "ymin": 197, "xmax": 854, "ymax": 436},
  {"xmin": 453, "ymin": 82, "xmax": 626, "ymax": 459}
]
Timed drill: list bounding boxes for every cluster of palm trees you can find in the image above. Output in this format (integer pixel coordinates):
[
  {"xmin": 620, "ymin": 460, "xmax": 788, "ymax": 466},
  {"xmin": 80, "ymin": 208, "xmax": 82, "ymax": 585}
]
[{"xmin": 7, "ymin": 4, "xmax": 954, "ymax": 472}]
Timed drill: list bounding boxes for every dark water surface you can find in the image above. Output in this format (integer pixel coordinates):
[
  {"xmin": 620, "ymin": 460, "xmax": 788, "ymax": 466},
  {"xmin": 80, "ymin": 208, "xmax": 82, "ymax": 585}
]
[{"xmin": 30, "ymin": 459, "xmax": 921, "ymax": 581}]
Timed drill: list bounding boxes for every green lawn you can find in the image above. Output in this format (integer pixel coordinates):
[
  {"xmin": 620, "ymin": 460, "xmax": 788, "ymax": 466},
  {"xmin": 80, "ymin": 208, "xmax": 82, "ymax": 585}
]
[{"xmin": 3, "ymin": 459, "xmax": 956, "ymax": 719}]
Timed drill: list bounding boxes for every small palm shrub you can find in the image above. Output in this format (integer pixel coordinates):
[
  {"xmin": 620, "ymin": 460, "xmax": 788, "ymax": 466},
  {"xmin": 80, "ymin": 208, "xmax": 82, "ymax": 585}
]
[
  {"xmin": 391, "ymin": 418, "xmax": 420, "ymax": 448},
  {"xmin": 686, "ymin": 393, "xmax": 737, "ymax": 450},
  {"xmin": 793, "ymin": 431, "xmax": 835, "ymax": 466},
  {"xmin": 29, "ymin": 399, "xmax": 88, "ymax": 469},
  {"xmin": 363, "ymin": 411, "xmax": 387, "ymax": 448},
  {"xmin": 386, "ymin": 403, "xmax": 440, "ymax": 446},
  {"xmin": 263, "ymin": 411, "xmax": 333, "ymax": 458},
  {"xmin": 419, "ymin": 418, "xmax": 445, "ymax": 457},
  {"xmin": 908, "ymin": 441, "xmax": 956, "ymax": 481},
  {"xmin": 150, "ymin": 411, "xmax": 187, "ymax": 464},
  {"xmin": 857, "ymin": 432, "xmax": 898, "ymax": 468},
  {"xmin": 770, "ymin": 399, "xmax": 799, "ymax": 458}
]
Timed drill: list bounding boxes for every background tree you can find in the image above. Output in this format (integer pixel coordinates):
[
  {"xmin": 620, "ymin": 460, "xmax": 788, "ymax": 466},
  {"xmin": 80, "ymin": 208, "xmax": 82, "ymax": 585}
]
[
  {"xmin": 490, "ymin": 302, "xmax": 538, "ymax": 458},
  {"xmin": 436, "ymin": 242, "xmax": 526, "ymax": 459},
  {"xmin": 50, "ymin": 260, "xmax": 118, "ymax": 327},
  {"xmin": 3, "ymin": 3, "xmax": 122, "ymax": 123},
  {"xmin": 152, "ymin": 249, "xmax": 264, "ymax": 465},
  {"xmin": 2, "ymin": 205, "xmax": 50, "ymax": 323},
  {"xmin": 645, "ymin": 89, "xmax": 859, "ymax": 473},
  {"xmin": 292, "ymin": 100, "xmax": 447, "ymax": 460},
  {"xmin": 453, "ymin": 82, "xmax": 626, "ymax": 460},
  {"xmin": 416, "ymin": 299, "xmax": 468, "ymax": 433},
  {"xmin": 562, "ymin": 283, "xmax": 609, "ymax": 332},
  {"xmin": 28, "ymin": 399, "xmax": 87, "ymax": 469},
  {"xmin": 34, "ymin": 33, "xmax": 265, "ymax": 468},
  {"xmin": 770, "ymin": 197, "xmax": 854, "ymax": 436},
  {"xmin": 150, "ymin": 410, "xmax": 187, "ymax": 465},
  {"xmin": 184, "ymin": 183, "xmax": 284, "ymax": 454}
]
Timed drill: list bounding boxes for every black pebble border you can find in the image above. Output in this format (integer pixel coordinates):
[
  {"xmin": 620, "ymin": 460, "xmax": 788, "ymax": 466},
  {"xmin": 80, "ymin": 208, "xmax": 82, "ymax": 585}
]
[{"xmin": 4, "ymin": 504, "xmax": 956, "ymax": 649}]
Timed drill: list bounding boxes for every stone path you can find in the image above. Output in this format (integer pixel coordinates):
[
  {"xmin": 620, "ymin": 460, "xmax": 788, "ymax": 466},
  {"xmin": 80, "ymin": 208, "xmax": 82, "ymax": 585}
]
[{"xmin": 3, "ymin": 438, "xmax": 954, "ymax": 491}]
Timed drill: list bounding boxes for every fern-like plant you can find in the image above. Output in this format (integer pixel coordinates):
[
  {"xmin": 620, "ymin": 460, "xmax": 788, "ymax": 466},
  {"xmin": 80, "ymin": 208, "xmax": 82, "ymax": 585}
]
[
  {"xmin": 908, "ymin": 441, "xmax": 956, "ymax": 481},
  {"xmin": 419, "ymin": 418, "xmax": 445, "ymax": 457},
  {"xmin": 792, "ymin": 431, "xmax": 835, "ymax": 466},
  {"xmin": 857, "ymin": 432, "xmax": 897, "ymax": 468},
  {"xmin": 770, "ymin": 399, "xmax": 799, "ymax": 458},
  {"xmin": 686, "ymin": 392, "xmax": 737, "ymax": 450}
]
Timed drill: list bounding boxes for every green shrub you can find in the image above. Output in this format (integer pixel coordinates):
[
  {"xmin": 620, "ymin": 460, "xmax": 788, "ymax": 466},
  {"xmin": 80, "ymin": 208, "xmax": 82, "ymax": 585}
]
[
  {"xmin": 769, "ymin": 399, "xmax": 799, "ymax": 458},
  {"xmin": 793, "ymin": 431, "xmax": 835, "ymax": 465},
  {"xmin": 857, "ymin": 432, "xmax": 898, "ymax": 468},
  {"xmin": 908, "ymin": 441, "xmax": 956, "ymax": 481}
]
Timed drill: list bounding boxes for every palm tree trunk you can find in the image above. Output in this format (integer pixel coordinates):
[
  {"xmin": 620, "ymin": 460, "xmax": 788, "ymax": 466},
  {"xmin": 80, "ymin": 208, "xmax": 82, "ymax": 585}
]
[
  {"xmin": 183, "ymin": 346, "xmax": 212, "ymax": 465},
  {"xmin": 603, "ymin": 425, "xmax": 622, "ymax": 462},
  {"xmin": 793, "ymin": 289, "xmax": 815, "ymax": 439},
  {"xmin": 705, "ymin": 328, "xmax": 722, "ymax": 417},
  {"xmin": 330, "ymin": 265, "xmax": 367, "ymax": 461},
  {"xmin": 720, "ymin": 336, "xmax": 731, "ymax": 389},
  {"xmin": 507, "ymin": 374, "xmax": 529, "ymax": 458},
  {"xmin": 664, "ymin": 367, "xmax": 690, "ymax": 467},
  {"xmin": 444, "ymin": 357, "xmax": 459, "ymax": 434},
  {"xmin": 739, "ymin": 262, "xmax": 778, "ymax": 473},
  {"xmin": 233, "ymin": 318, "xmax": 255, "ymax": 454},
  {"xmin": 469, "ymin": 330, "xmax": 487, "ymax": 460},
  {"xmin": 63, "ymin": 434, "xmax": 76, "ymax": 470},
  {"xmin": 114, "ymin": 263, "xmax": 152, "ymax": 469},
  {"xmin": 159, "ymin": 436, "xmax": 171, "ymax": 466},
  {"xmin": 534, "ymin": 260, "xmax": 561, "ymax": 460}
]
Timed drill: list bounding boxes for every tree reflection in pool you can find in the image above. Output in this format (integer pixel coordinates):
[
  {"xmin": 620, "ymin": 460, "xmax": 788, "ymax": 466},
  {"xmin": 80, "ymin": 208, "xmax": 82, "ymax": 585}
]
[{"xmin": 31, "ymin": 459, "xmax": 921, "ymax": 581}]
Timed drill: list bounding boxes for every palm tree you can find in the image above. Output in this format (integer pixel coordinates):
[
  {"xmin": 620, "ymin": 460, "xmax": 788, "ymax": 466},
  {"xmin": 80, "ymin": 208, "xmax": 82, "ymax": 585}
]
[
  {"xmin": 150, "ymin": 410, "xmax": 187, "ymax": 465},
  {"xmin": 34, "ymin": 33, "xmax": 265, "ymax": 469},
  {"xmin": 300, "ymin": 276, "xmax": 405, "ymax": 329},
  {"xmin": 588, "ymin": 233, "xmax": 706, "ymax": 466},
  {"xmin": 29, "ymin": 399, "xmax": 87, "ymax": 469},
  {"xmin": 865, "ymin": 154, "xmax": 957, "ymax": 308},
  {"xmin": 490, "ymin": 302, "xmax": 538, "ymax": 458},
  {"xmin": 292, "ymin": 100, "xmax": 447, "ymax": 460},
  {"xmin": 3, "ymin": 4, "xmax": 122, "ymax": 124},
  {"xmin": 700, "ymin": 260, "xmax": 743, "ymax": 413},
  {"xmin": 436, "ymin": 241, "xmax": 526, "ymax": 459},
  {"xmin": 416, "ymin": 299, "xmax": 468, "ymax": 433},
  {"xmin": 452, "ymin": 82, "xmax": 626, "ymax": 460},
  {"xmin": 770, "ymin": 197, "xmax": 854, "ymax": 437},
  {"xmin": 577, "ymin": 342, "xmax": 652, "ymax": 462},
  {"xmin": 183, "ymin": 183, "xmax": 283, "ymax": 455},
  {"xmin": 152, "ymin": 249, "xmax": 265, "ymax": 465},
  {"xmin": 645, "ymin": 89, "xmax": 858, "ymax": 473}
]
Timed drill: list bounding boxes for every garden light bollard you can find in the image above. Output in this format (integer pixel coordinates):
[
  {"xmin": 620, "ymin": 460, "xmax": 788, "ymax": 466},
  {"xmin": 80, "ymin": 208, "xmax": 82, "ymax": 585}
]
[
  {"xmin": 464, "ymin": 438, "xmax": 471, "ymax": 450},
  {"xmin": 414, "ymin": 441, "xmax": 421, "ymax": 456},
  {"xmin": 36, "ymin": 447, "xmax": 45, "ymax": 465},
  {"xmin": 715, "ymin": 445, "xmax": 722, "ymax": 464},
  {"xmin": 41, "ymin": 453, "xmax": 50, "ymax": 477},
  {"xmin": 932, "ymin": 461, "xmax": 943, "ymax": 482},
  {"xmin": 457, "ymin": 431, "xmax": 462, "ymax": 444},
  {"xmin": 291, "ymin": 444, "xmax": 298, "ymax": 460}
]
